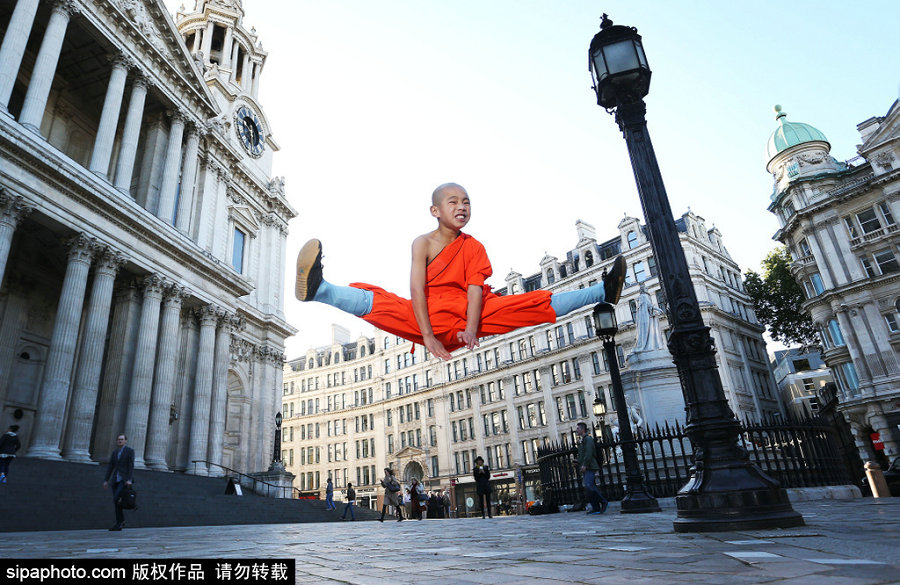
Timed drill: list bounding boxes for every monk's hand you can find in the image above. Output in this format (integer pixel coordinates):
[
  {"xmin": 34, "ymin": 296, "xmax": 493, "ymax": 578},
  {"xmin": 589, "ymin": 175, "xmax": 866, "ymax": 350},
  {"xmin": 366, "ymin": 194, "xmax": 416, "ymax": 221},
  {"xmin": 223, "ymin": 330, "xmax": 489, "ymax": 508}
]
[
  {"xmin": 423, "ymin": 334, "xmax": 452, "ymax": 361},
  {"xmin": 457, "ymin": 330, "xmax": 480, "ymax": 350}
]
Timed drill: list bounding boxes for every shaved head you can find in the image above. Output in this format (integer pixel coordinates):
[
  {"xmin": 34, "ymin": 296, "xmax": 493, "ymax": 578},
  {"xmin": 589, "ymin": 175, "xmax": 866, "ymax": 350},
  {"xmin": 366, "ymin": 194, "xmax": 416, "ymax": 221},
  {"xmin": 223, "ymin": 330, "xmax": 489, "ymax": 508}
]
[{"xmin": 432, "ymin": 182, "xmax": 468, "ymax": 206}]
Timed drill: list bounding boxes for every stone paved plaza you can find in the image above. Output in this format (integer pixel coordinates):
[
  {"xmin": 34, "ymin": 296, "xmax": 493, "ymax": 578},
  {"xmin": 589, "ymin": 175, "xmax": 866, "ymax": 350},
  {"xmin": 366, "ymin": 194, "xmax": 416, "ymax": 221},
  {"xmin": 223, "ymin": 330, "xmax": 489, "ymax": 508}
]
[{"xmin": 1, "ymin": 498, "xmax": 897, "ymax": 584}]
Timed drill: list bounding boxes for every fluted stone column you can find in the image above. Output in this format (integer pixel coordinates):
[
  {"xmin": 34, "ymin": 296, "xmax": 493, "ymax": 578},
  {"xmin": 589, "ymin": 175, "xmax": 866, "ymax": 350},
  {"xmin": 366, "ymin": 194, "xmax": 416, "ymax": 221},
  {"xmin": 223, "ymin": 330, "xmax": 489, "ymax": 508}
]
[
  {"xmin": 0, "ymin": 191, "xmax": 34, "ymax": 283},
  {"xmin": 191, "ymin": 28, "xmax": 202, "ymax": 54},
  {"xmin": 155, "ymin": 111, "xmax": 186, "ymax": 222},
  {"xmin": 89, "ymin": 56, "xmax": 130, "ymax": 177},
  {"xmin": 207, "ymin": 313, "xmax": 235, "ymax": 476},
  {"xmin": 123, "ymin": 274, "xmax": 166, "ymax": 468},
  {"xmin": 241, "ymin": 52, "xmax": 251, "ymax": 91},
  {"xmin": 19, "ymin": 0, "xmax": 76, "ymax": 132},
  {"xmin": 229, "ymin": 43, "xmax": 240, "ymax": 83},
  {"xmin": 113, "ymin": 75, "xmax": 148, "ymax": 193},
  {"xmin": 201, "ymin": 21, "xmax": 214, "ymax": 59},
  {"xmin": 144, "ymin": 285, "xmax": 187, "ymax": 470},
  {"xmin": 187, "ymin": 305, "xmax": 218, "ymax": 475},
  {"xmin": 221, "ymin": 25, "xmax": 234, "ymax": 69},
  {"xmin": 251, "ymin": 61, "xmax": 261, "ymax": 98},
  {"xmin": 27, "ymin": 234, "xmax": 95, "ymax": 459},
  {"xmin": 257, "ymin": 349, "xmax": 276, "ymax": 469},
  {"xmin": 91, "ymin": 282, "xmax": 140, "ymax": 460},
  {"xmin": 175, "ymin": 126, "xmax": 201, "ymax": 232},
  {"xmin": 60, "ymin": 248, "xmax": 125, "ymax": 463},
  {"xmin": 0, "ymin": 0, "xmax": 40, "ymax": 113}
]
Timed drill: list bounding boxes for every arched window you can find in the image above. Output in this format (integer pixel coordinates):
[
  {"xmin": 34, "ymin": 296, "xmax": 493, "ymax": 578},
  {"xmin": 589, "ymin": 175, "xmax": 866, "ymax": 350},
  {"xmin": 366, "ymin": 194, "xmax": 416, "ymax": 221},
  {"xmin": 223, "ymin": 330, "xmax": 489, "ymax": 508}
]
[
  {"xmin": 627, "ymin": 231, "xmax": 638, "ymax": 249},
  {"xmin": 585, "ymin": 251, "xmax": 594, "ymax": 267},
  {"xmin": 334, "ymin": 352, "xmax": 340, "ymax": 364},
  {"xmin": 629, "ymin": 300, "xmax": 637, "ymax": 321},
  {"xmin": 360, "ymin": 346, "xmax": 366, "ymax": 357},
  {"xmin": 546, "ymin": 269, "xmax": 555, "ymax": 285}
]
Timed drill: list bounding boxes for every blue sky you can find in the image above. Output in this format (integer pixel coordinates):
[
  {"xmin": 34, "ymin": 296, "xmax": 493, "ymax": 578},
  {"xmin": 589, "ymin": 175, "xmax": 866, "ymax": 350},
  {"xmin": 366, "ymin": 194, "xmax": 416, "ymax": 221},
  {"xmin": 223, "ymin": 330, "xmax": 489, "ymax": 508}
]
[{"xmin": 167, "ymin": 1, "xmax": 899, "ymax": 356}]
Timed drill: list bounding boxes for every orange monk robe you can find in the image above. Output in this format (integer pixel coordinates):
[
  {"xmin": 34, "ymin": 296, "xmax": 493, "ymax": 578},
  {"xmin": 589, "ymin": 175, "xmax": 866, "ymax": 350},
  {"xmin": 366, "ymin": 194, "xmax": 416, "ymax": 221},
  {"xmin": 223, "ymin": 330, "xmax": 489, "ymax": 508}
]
[{"xmin": 351, "ymin": 233, "xmax": 556, "ymax": 352}]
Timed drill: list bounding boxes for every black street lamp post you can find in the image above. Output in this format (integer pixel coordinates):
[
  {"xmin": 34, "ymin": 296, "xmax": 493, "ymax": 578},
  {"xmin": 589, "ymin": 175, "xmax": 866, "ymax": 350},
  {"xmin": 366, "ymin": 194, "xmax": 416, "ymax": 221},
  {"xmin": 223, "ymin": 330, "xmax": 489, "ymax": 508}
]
[
  {"xmin": 588, "ymin": 15, "xmax": 803, "ymax": 531},
  {"xmin": 593, "ymin": 303, "xmax": 660, "ymax": 513},
  {"xmin": 272, "ymin": 411, "xmax": 283, "ymax": 468}
]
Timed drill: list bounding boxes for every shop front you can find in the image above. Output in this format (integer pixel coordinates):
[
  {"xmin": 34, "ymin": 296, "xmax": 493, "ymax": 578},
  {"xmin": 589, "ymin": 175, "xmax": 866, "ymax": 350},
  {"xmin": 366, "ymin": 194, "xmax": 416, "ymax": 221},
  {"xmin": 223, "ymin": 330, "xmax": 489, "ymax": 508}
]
[{"xmin": 451, "ymin": 467, "xmax": 542, "ymax": 517}]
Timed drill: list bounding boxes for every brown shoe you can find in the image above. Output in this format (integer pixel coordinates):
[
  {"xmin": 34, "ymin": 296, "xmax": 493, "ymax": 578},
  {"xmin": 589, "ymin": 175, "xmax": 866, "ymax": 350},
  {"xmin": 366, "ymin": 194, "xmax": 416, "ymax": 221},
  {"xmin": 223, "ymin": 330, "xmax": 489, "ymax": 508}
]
[
  {"xmin": 295, "ymin": 239, "xmax": 323, "ymax": 301},
  {"xmin": 603, "ymin": 255, "xmax": 627, "ymax": 304}
]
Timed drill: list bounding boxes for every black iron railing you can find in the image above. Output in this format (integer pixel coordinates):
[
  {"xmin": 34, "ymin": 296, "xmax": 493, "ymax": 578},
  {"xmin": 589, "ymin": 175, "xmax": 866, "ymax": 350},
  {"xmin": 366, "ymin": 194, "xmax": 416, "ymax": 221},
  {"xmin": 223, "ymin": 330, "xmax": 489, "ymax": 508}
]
[
  {"xmin": 537, "ymin": 415, "xmax": 854, "ymax": 508},
  {"xmin": 191, "ymin": 460, "xmax": 302, "ymax": 499}
]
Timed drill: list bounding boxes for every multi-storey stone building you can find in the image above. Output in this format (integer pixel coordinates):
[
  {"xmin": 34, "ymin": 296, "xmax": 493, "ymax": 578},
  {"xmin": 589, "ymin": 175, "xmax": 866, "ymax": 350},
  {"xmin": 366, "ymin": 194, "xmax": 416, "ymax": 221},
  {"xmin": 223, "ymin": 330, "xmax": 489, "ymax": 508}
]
[
  {"xmin": 765, "ymin": 98, "xmax": 900, "ymax": 464},
  {"xmin": 282, "ymin": 215, "xmax": 781, "ymax": 515},
  {"xmin": 0, "ymin": 0, "xmax": 294, "ymax": 476}
]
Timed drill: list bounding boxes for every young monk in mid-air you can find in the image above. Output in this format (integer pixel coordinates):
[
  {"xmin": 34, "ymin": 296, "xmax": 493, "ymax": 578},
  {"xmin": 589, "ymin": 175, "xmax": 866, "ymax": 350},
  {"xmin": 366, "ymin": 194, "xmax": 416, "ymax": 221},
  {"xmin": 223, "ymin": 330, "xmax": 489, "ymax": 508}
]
[{"xmin": 295, "ymin": 182, "xmax": 626, "ymax": 360}]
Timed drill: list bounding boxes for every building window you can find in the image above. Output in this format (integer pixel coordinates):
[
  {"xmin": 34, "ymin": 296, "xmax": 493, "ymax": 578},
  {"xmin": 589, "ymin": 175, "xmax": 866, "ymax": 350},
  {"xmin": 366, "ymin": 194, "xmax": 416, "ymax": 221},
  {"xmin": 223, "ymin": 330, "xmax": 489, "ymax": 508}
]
[
  {"xmin": 886, "ymin": 312, "xmax": 900, "ymax": 333},
  {"xmin": 810, "ymin": 273, "xmax": 825, "ymax": 295},
  {"xmin": 857, "ymin": 208, "xmax": 882, "ymax": 234},
  {"xmin": 231, "ymin": 228, "xmax": 245, "ymax": 273},
  {"xmin": 585, "ymin": 251, "xmax": 594, "ymax": 267},
  {"xmin": 874, "ymin": 249, "xmax": 900, "ymax": 274},
  {"xmin": 546, "ymin": 269, "xmax": 555, "ymax": 285},
  {"xmin": 591, "ymin": 352, "xmax": 601, "ymax": 375},
  {"xmin": 860, "ymin": 255, "xmax": 877, "ymax": 277},
  {"xmin": 627, "ymin": 230, "xmax": 638, "ymax": 249},
  {"xmin": 828, "ymin": 319, "xmax": 845, "ymax": 346},
  {"xmin": 633, "ymin": 261, "xmax": 647, "ymax": 282}
]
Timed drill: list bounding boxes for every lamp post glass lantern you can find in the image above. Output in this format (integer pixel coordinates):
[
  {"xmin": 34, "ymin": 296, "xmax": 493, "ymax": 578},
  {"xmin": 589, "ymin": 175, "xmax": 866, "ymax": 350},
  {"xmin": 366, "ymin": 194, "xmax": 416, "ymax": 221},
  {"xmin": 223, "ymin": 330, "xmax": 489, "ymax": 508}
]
[
  {"xmin": 588, "ymin": 16, "xmax": 802, "ymax": 531},
  {"xmin": 592, "ymin": 302, "xmax": 660, "ymax": 514}
]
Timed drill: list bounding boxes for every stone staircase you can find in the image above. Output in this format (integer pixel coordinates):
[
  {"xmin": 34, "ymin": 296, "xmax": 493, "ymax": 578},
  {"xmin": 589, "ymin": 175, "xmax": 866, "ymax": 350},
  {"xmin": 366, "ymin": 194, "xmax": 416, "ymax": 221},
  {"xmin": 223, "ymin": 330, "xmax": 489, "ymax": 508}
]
[{"xmin": 0, "ymin": 457, "xmax": 379, "ymax": 532}]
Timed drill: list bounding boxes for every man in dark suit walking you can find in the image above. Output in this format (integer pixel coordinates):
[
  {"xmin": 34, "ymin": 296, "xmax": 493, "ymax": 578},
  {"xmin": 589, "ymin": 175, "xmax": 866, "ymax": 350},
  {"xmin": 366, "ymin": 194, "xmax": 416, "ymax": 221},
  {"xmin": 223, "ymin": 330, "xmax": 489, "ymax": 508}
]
[{"xmin": 102, "ymin": 433, "xmax": 134, "ymax": 531}]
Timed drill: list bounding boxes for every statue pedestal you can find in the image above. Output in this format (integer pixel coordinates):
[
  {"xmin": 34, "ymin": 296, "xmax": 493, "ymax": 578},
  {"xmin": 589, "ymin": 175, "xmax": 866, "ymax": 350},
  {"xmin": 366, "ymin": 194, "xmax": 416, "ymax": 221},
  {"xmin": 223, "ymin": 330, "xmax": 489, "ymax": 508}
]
[
  {"xmin": 248, "ymin": 463, "xmax": 295, "ymax": 499},
  {"xmin": 622, "ymin": 348, "xmax": 685, "ymax": 428}
]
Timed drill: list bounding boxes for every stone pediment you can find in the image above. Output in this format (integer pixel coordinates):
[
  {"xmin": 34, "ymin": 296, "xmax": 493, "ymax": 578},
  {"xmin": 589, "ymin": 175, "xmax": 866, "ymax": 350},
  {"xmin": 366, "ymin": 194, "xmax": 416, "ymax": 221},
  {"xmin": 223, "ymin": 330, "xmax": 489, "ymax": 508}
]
[
  {"xmin": 394, "ymin": 446, "xmax": 425, "ymax": 459},
  {"xmin": 103, "ymin": 0, "xmax": 218, "ymax": 116},
  {"xmin": 859, "ymin": 99, "xmax": 900, "ymax": 153}
]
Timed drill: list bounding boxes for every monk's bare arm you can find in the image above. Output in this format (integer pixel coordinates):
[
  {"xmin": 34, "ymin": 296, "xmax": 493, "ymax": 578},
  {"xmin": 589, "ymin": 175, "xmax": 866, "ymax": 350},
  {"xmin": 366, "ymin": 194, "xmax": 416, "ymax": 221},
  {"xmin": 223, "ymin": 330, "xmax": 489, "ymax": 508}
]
[
  {"xmin": 456, "ymin": 284, "xmax": 482, "ymax": 350},
  {"xmin": 411, "ymin": 236, "xmax": 452, "ymax": 360}
]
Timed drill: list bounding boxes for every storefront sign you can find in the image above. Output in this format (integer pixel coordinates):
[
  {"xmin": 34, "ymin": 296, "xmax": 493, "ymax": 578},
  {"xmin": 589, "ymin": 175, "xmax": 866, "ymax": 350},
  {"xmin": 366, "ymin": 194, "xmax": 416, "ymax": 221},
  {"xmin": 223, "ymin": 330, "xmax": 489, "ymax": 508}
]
[{"xmin": 871, "ymin": 432, "xmax": 884, "ymax": 451}]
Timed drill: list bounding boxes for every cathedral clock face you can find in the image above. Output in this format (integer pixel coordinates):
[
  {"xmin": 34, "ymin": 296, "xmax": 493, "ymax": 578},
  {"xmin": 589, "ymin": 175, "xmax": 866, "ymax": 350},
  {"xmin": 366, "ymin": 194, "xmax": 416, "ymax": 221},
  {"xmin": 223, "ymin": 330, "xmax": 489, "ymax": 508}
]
[{"xmin": 235, "ymin": 105, "xmax": 265, "ymax": 158}]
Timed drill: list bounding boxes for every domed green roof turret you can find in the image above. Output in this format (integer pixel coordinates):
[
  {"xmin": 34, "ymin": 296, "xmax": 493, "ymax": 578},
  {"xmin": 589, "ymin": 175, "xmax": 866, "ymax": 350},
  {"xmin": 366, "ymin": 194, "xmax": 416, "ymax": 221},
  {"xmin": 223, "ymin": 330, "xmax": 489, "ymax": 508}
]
[{"xmin": 766, "ymin": 105, "xmax": 829, "ymax": 161}]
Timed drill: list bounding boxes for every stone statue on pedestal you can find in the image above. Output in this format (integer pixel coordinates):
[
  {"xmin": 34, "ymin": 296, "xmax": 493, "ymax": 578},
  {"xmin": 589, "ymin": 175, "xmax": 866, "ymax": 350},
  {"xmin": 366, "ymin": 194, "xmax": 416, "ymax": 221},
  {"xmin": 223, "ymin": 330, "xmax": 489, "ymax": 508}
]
[{"xmin": 630, "ymin": 283, "xmax": 665, "ymax": 355}]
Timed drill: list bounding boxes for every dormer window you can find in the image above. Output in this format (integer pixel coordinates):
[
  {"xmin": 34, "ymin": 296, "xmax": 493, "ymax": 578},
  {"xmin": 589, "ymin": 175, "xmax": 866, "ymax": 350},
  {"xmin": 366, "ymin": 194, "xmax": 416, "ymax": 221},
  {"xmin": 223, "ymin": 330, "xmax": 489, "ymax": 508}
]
[
  {"xmin": 585, "ymin": 251, "xmax": 594, "ymax": 267},
  {"xmin": 546, "ymin": 269, "xmax": 555, "ymax": 285},
  {"xmin": 627, "ymin": 230, "xmax": 638, "ymax": 249}
]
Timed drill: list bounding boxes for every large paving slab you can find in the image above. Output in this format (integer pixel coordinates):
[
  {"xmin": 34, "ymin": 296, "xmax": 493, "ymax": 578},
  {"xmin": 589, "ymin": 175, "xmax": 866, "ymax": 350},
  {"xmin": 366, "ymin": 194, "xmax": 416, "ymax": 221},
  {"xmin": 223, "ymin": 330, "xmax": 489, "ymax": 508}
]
[{"xmin": 0, "ymin": 498, "xmax": 897, "ymax": 584}]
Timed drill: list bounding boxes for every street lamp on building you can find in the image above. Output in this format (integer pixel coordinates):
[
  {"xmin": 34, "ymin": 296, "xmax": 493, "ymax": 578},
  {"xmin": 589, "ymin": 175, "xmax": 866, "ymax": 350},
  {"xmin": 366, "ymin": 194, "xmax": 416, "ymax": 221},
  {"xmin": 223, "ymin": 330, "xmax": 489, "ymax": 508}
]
[
  {"xmin": 592, "ymin": 303, "xmax": 660, "ymax": 513},
  {"xmin": 270, "ymin": 411, "xmax": 284, "ymax": 471},
  {"xmin": 588, "ymin": 14, "xmax": 803, "ymax": 531}
]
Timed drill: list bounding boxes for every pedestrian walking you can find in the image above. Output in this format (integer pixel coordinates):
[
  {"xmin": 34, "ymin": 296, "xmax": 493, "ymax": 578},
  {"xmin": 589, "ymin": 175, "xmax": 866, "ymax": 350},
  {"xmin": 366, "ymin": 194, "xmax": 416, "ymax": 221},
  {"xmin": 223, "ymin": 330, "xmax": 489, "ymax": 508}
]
[
  {"xmin": 575, "ymin": 422, "xmax": 608, "ymax": 515},
  {"xmin": 102, "ymin": 433, "xmax": 135, "ymax": 530},
  {"xmin": 0, "ymin": 425, "xmax": 21, "ymax": 483},
  {"xmin": 341, "ymin": 482, "xmax": 356, "ymax": 521},
  {"xmin": 409, "ymin": 478, "xmax": 425, "ymax": 520},
  {"xmin": 474, "ymin": 456, "xmax": 493, "ymax": 518},
  {"xmin": 325, "ymin": 477, "xmax": 336, "ymax": 510},
  {"xmin": 442, "ymin": 489, "xmax": 451, "ymax": 518},
  {"xmin": 378, "ymin": 468, "xmax": 404, "ymax": 522}
]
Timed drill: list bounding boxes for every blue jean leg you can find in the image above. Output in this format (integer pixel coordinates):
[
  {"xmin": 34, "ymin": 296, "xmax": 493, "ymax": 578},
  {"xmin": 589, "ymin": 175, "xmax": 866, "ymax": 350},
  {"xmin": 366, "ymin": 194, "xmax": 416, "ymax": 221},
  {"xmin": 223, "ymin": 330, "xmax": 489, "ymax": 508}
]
[
  {"xmin": 325, "ymin": 494, "xmax": 335, "ymax": 509},
  {"xmin": 342, "ymin": 502, "xmax": 355, "ymax": 520},
  {"xmin": 583, "ymin": 470, "xmax": 608, "ymax": 512}
]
